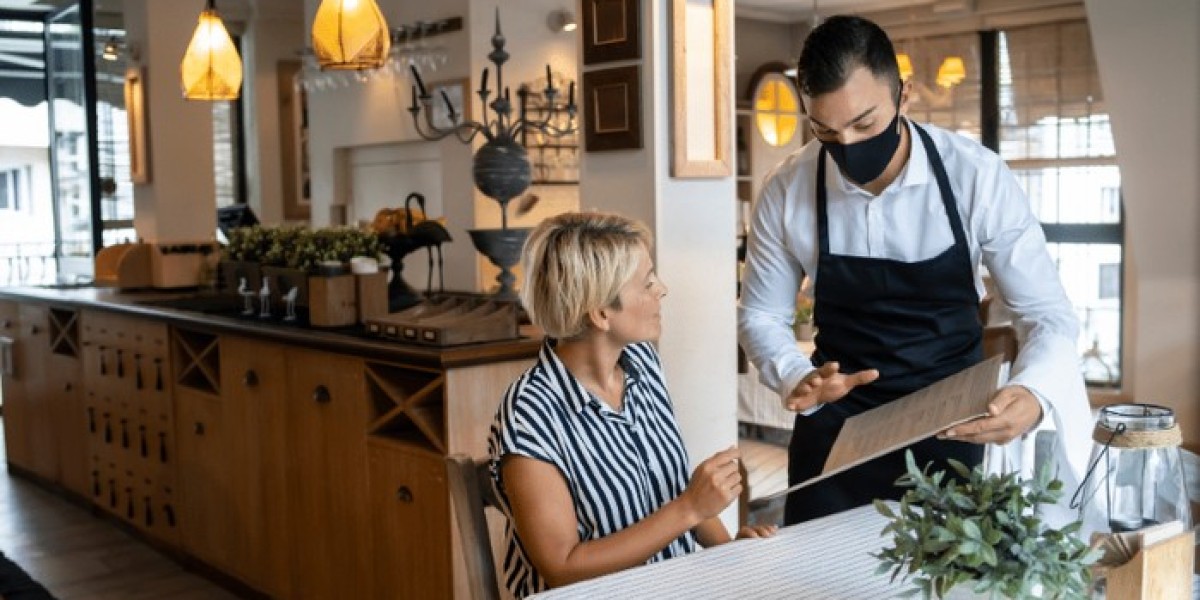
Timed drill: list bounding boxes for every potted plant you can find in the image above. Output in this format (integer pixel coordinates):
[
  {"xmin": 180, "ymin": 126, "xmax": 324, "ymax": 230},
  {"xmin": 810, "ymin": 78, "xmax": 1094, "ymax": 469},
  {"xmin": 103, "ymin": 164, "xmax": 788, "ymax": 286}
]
[
  {"xmin": 220, "ymin": 225, "xmax": 272, "ymax": 294},
  {"xmin": 873, "ymin": 451, "xmax": 1099, "ymax": 599},
  {"xmin": 260, "ymin": 226, "xmax": 309, "ymax": 307},
  {"xmin": 794, "ymin": 293, "xmax": 814, "ymax": 341}
]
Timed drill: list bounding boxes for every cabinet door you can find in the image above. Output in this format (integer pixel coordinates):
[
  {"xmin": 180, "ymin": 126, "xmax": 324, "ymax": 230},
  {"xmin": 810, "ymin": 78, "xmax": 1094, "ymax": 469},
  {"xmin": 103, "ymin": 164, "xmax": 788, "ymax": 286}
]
[
  {"xmin": 174, "ymin": 387, "xmax": 232, "ymax": 570},
  {"xmin": 50, "ymin": 352, "xmax": 88, "ymax": 496},
  {"xmin": 285, "ymin": 348, "xmax": 370, "ymax": 599},
  {"xmin": 0, "ymin": 301, "xmax": 29, "ymax": 469},
  {"xmin": 220, "ymin": 336, "xmax": 290, "ymax": 598},
  {"xmin": 368, "ymin": 441, "xmax": 452, "ymax": 599},
  {"xmin": 15, "ymin": 304, "xmax": 55, "ymax": 479}
]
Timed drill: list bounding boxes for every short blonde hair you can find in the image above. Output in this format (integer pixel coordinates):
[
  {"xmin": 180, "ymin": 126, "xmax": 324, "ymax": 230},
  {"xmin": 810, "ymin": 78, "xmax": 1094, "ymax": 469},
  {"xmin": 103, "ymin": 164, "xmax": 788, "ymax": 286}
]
[{"xmin": 520, "ymin": 212, "xmax": 653, "ymax": 339}]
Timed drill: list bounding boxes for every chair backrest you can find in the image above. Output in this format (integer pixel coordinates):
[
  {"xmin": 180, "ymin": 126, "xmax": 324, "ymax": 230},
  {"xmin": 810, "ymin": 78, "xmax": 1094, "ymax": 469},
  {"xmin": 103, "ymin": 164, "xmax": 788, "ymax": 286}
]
[
  {"xmin": 982, "ymin": 324, "xmax": 1018, "ymax": 363},
  {"xmin": 445, "ymin": 453, "xmax": 502, "ymax": 600}
]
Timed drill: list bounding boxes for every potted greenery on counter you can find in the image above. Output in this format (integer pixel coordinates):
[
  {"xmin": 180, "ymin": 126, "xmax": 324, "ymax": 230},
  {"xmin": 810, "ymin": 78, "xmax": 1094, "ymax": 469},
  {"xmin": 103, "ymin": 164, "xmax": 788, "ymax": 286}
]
[{"xmin": 873, "ymin": 451, "xmax": 1098, "ymax": 599}]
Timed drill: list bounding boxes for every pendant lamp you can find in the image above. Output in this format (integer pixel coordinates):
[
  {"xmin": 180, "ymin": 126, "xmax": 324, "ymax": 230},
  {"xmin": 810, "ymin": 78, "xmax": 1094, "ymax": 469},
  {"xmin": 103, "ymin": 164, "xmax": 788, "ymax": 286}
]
[
  {"xmin": 895, "ymin": 53, "xmax": 913, "ymax": 81},
  {"xmin": 180, "ymin": 0, "xmax": 243, "ymax": 100},
  {"xmin": 311, "ymin": 0, "xmax": 391, "ymax": 70},
  {"xmin": 936, "ymin": 56, "xmax": 966, "ymax": 88}
]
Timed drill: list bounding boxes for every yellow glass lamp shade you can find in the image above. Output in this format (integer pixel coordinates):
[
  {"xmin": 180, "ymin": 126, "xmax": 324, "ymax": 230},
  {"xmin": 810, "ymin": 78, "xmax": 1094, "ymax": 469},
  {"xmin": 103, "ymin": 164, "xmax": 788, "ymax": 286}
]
[
  {"xmin": 936, "ymin": 56, "xmax": 966, "ymax": 88},
  {"xmin": 896, "ymin": 52, "xmax": 913, "ymax": 81},
  {"xmin": 180, "ymin": 0, "xmax": 243, "ymax": 100},
  {"xmin": 754, "ymin": 73, "xmax": 801, "ymax": 147},
  {"xmin": 312, "ymin": 0, "xmax": 391, "ymax": 70}
]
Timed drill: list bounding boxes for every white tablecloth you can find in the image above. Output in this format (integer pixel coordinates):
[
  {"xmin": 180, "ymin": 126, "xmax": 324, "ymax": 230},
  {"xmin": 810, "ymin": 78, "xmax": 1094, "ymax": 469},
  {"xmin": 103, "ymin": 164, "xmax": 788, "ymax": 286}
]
[{"xmin": 529, "ymin": 504, "xmax": 903, "ymax": 599}]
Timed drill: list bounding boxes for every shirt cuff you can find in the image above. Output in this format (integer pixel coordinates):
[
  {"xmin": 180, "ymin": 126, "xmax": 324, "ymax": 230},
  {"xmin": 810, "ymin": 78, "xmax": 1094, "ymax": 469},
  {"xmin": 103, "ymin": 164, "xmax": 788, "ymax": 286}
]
[{"xmin": 779, "ymin": 366, "xmax": 823, "ymax": 416}]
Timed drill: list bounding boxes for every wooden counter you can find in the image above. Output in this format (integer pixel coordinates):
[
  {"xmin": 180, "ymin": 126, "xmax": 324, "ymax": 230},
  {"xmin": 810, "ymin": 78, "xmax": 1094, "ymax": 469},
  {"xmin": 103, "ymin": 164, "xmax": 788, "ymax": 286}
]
[{"xmin": 0, "ymin": 286, "xmax": 540, "ymax": 599}]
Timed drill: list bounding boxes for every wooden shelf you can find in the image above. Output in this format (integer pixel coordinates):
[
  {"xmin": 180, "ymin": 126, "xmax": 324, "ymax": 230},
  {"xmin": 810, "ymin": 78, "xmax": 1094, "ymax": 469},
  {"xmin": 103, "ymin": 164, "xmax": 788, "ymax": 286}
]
[{"xmin": 172, "ymin": 329, "xmax": 220, "ymax": 395}]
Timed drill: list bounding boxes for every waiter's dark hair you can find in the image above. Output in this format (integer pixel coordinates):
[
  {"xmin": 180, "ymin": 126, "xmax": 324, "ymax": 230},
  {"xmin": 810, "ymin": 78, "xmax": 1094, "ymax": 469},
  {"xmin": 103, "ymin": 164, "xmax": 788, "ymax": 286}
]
[{"xmin": 797, "ymin": 15, "xmax": 901, "ymax": 99}]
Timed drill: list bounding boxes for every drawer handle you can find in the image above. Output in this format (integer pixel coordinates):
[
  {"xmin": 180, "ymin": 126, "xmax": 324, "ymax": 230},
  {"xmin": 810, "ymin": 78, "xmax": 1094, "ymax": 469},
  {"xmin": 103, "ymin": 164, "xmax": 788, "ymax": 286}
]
[
  {"xmin": 108, "ymin": 480, "xmax": 117, "ymax": 508},
  {"xmin": 396, "ymin": 486, "xmax": 414, "ymax": 503},
  {"xmin": 164, "ymin": 503, "xmax": 176, "ymax": 527},
  {"xmin": 126, "ymin": 488, "xmax": 135, "ymax": 519},
  {"xmin": 92, "ymin": 471, "xmax": 100, "ymax": 497},
  {"xmin": 154, "ymin": 358, "xmax": 163, "ymax": 391},
  {"xmin": 121, "ymin": 419, "xmax": 129, "ymax": 448},
  {"xmin": 63, "ymin": 382, "xmax": 72, "ymax": 392},
  {"xmin": 99, "ymin": 347, "xmax": 107, "ymax": 375},
  {"xmin": 139, "ymin": 426, "xmax": 148, "ymax": 457},
  {"xmin": 116, "ymin": 350, "xmax": 124, "ymax": 378},
  {"xmin": 159, "ymin": 432, "xmax": 168, "ymax": 463},
  {"xmin": 313, "ymin": 385, "xmax": 331, "ymax": 404},
  {"xmin": 243, "ymin": 369, "xmax": 259, "ymax": 388},
  {"xmin": 103, "ymin": 414, "xmax": 112, "ymax": 444},
  {"xmin": 135, "ymin": 354, "xmax": 143, "ymax": 390},
  {"xmin": 144, "ymin": 497, "xmax": 154, "ymax": 527},
  {"xmin": 87, "ymin": 407, "xmax": 96, "ymax": 433},
  {"xmin": 193, "ymin": 422, "xmax": 205, "ymax": 436},
  {"xmin": 28, "ymin": 324, "xmax": 38, "ymax": 335}
]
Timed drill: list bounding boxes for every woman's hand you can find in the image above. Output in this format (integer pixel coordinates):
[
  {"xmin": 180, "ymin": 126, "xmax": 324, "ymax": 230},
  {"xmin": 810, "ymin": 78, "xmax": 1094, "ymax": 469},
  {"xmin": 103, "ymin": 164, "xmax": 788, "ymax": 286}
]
[
  {"xmin": 680, "ymin": 447, "xmax": 743, "ymax": 521},
  {"xmin": 785, "ymin": 361, "xmax": 879, "ymax": 412},
  {"xmin": 736, "ymin": 524, "xmax": 779, "ymax": 539}
]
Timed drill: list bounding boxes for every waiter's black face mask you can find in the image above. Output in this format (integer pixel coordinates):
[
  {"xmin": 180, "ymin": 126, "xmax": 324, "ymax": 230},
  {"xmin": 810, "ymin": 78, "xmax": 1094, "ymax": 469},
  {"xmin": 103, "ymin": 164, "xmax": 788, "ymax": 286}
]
[{"xmin": 819, "ymin": 84, "xmax": 903, "ymax": 185}]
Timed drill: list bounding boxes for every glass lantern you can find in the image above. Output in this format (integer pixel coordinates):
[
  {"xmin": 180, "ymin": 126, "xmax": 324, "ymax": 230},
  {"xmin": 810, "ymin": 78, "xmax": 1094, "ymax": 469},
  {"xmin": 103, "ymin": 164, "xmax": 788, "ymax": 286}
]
[{"xmin": 1076, "ymin": 404, "xmax": 1191, "ymax": 534}]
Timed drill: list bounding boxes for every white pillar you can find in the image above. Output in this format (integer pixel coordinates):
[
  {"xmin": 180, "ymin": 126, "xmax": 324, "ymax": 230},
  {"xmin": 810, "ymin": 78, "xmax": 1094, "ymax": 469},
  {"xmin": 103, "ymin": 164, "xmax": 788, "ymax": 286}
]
[{"xmin": 580, "ymin": 0, "xmax": 741, "ymax": 532}]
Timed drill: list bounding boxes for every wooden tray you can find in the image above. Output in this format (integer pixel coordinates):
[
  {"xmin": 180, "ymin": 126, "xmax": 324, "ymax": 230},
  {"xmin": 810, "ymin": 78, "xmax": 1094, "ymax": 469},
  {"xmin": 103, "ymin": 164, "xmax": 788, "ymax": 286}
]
[{"xmin": 364, "ymin": 296, "xmax": 519, "ymax": 346}]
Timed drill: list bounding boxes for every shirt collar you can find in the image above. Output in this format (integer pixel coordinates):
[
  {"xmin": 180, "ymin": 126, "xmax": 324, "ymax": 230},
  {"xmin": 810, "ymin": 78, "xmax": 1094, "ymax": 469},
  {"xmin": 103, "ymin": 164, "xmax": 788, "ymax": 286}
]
[{"xmin": 539, "ymin": 339, "xmax": 645, "ymax": 415}]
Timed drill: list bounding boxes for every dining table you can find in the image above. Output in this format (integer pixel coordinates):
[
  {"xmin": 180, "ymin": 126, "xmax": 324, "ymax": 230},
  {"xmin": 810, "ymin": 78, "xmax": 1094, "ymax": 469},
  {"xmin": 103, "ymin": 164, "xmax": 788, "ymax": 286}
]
[{"xmin": 529, "ymin": 503, "xmax": 905, "ymax": 599}]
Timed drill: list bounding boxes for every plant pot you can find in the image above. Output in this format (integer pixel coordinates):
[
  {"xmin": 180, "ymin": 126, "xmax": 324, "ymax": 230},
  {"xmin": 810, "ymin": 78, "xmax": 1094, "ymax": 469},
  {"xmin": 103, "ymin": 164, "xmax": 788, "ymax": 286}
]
[{"xmin": 793, "ymin": 320, "xmax": 814, "ymax": 341}]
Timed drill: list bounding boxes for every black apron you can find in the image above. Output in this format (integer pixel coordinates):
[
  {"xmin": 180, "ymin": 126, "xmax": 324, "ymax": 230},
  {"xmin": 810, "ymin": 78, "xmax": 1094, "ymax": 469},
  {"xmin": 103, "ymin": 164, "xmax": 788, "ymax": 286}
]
[{"xmin": 785, "ymin": 124, "xmax": 984, "ymax": 525}]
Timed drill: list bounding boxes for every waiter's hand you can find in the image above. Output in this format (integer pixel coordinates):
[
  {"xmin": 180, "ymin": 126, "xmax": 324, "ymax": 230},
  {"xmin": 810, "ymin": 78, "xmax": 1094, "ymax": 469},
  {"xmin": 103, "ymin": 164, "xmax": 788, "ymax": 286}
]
[
  {"xmin": 940, "ymin": 385, "xmax": 1042, "ymax": 444},
  {"xmin": 785, "ymin": 361, "xmax": 879, "ymax": 412}
]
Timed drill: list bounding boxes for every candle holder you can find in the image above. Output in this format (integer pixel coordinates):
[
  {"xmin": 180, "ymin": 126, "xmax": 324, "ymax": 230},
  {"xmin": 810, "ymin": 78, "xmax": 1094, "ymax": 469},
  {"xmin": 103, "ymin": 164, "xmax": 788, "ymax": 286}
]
[{"xmin": 408, "ymin": 8, "xmax": 576, "ymax": 300}]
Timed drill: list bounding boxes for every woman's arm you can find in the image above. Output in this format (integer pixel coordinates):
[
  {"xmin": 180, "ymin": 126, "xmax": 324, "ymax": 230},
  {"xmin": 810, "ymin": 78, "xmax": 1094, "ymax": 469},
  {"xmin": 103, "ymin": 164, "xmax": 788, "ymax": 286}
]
[{"xmin": 502, "ymin": 447, "xmax": 743, "ymax": 588}]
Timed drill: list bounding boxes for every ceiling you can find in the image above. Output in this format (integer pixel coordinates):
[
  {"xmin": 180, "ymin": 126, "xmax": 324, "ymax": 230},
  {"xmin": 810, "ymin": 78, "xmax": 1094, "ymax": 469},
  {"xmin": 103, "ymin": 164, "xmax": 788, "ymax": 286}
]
[{"xmin": 0, "ymin": 0, "xmax": 939, "ymax": 22}]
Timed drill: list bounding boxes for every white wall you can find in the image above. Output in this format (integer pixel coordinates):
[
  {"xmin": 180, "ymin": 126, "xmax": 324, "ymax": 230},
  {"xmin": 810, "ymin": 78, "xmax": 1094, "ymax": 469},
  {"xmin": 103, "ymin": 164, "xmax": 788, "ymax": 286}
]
[
  {"xmin": 581, "ymin": 0, "xmax": 739, "ymax": 532},
  {"xmin": 242, "ymin": 0, "xmax": 304, "ymax": 225},
  {"xmin": 733, "ymin": 17, "xmax": 805, "ymax": 102},
  {"xmin": 1085, "ymin": 0, "xmax": 1200, "ymax": 447}
]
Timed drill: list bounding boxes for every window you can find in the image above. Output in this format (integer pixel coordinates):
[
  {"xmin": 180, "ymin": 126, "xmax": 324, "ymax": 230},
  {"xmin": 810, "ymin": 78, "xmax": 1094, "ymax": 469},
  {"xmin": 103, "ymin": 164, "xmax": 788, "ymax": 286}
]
[
  {"xmin": 999, "ymin": 21, "xmax": 1122, "ymax": 388},
  {"xmin": 212, "ymin": 37, "xmax": 246, "ymax": 209},
  {"xmin": 0, "ymin": 167, "xmax": 30, "ymax": 212},
  {"xmin": 895, "ymin": 20, "xmax": 1125, "ymax": 389}
]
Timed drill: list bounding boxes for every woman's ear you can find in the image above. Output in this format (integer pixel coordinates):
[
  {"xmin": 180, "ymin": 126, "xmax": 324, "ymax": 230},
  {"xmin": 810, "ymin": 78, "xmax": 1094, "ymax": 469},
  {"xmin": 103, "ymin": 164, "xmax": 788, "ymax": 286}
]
[{"xmin": 587, "ymin": 306, "xmax": 611, "ymax": 332}]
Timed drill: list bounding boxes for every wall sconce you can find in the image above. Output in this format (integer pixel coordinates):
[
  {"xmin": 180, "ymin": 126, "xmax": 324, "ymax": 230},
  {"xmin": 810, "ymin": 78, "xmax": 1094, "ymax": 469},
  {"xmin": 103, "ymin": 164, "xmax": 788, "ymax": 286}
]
[
  {"xmin": 547, "ymin": 9, "xmax": 577, "ymax": 33},
  {"xmin": 311, "ymin": 0, "xmax": 391, "ymax": 70},
  {"xmin": 753, "ymin": 73, "xmax": 800, "ymax": 147},
  {"xmin": 180, "ymin": 0, "xmax": 243, "ymax": 100}
]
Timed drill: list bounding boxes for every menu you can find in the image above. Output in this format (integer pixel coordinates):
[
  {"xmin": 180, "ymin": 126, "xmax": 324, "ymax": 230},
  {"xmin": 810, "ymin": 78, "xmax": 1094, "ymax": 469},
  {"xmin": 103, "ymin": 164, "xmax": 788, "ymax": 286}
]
[{"xmin": 762, "ymin": 354, "xmax": 1007, "ymax": 501}]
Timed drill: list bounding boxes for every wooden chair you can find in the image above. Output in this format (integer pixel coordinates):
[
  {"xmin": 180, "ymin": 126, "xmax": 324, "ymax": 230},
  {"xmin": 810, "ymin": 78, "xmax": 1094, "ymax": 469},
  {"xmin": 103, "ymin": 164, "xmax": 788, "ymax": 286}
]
[{"xmin": 445, "ymin": 454, "xmax": 502, "ymax": 600}]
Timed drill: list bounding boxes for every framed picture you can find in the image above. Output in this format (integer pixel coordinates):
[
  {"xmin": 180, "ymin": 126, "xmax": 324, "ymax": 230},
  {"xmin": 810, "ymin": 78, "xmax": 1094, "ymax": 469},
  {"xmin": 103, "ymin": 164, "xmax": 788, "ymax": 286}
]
[
  {"xmin": 277, "ymin": 60, "xmax": 310, "ymax": 220},
  {"xmin": 429, "ymin": 78, "xmax": 470, "ymax": 130},
  {"xmin": 583, "ymin": 65, "xmax": 642, "ymax": 152},
  {"xmin": 670, "ymin": 0, "xmax": 732, "ymax": 178},
  {"xmin": 583, "ymin": 0, "xmax": 640, "ymax": 64},
  {"xmin": 124, "ymin": 68, "xmax": 150, "ymax": 183}
]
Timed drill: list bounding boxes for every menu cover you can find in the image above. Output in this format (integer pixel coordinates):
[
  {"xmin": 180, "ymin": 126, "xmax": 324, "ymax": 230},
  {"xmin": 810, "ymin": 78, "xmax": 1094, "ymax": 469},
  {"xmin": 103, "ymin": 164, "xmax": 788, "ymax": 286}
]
[{"xmin": 762, "ymin": 355, "xmax": 1007, "ymax": 501}]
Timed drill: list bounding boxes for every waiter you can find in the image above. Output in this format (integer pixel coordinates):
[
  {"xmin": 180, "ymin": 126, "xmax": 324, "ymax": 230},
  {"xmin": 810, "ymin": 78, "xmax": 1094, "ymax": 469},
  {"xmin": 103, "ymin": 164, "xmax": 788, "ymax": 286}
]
[{"xmin": 738, "ymin": 15, "xmax": 1091, "ymax": 525}]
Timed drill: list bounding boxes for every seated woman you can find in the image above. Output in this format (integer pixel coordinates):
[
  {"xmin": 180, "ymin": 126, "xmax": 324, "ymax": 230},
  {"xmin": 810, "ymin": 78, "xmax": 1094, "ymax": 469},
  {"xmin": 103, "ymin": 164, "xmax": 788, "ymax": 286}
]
[{"xmin": 488, "ymin": 211, "xmax": 776, "ymax": 597}]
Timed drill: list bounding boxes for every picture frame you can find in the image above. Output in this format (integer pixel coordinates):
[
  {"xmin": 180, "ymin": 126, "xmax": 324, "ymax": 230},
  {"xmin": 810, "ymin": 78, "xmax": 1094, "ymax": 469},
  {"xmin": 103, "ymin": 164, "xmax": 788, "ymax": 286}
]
[
  {"xmin": 124, "ymin": 68, "xmax": 150, "ymax": 184},
  {"xmin": 277, "ymin": 60, "xmax": 311, "ymax": 220},
  {"xmin": 582, "ymin": 65, "xmax": 642, "ymax": 152},
  {"xmin": 582, "ymin": 0, "xmax": 640, "ymax": 65},
  {"xmin": 429, "ymin": 78, "xmax": 470, "ymax": 130},
  {"xmin": 670, "ymin": 0, "xmax": 732, "ymax": 178}
]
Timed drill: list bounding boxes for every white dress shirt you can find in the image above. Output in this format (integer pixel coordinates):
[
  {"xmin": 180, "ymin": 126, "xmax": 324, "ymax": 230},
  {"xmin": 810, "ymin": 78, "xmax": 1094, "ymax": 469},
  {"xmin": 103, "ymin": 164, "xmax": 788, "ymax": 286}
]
[{"xmin": 737, "ymin": 120, "xmax": 1093, "ymax": 520}]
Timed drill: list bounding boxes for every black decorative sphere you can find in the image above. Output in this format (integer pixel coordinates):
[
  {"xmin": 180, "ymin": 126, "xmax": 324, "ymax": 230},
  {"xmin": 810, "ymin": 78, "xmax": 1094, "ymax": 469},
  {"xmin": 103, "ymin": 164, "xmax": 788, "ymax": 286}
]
[{"xmin": 472, "ymin": 137, "xmax": 532, "ymax": 204}]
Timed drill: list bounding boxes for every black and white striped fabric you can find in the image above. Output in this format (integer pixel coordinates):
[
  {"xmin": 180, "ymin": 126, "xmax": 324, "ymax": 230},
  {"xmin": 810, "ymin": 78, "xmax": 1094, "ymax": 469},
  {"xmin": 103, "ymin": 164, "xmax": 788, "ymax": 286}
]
[{"xmin": 487, "ymin": 340, "xmax": 697, "ymax": 598}]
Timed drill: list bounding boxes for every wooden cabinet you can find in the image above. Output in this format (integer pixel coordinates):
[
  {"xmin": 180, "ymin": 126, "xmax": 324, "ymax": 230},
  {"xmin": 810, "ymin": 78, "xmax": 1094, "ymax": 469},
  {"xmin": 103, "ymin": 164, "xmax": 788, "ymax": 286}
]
[
  {"xmin": 81, "ymin": 310, "xmax": 176, "ymax": 543},
  {"xmin": 1, "ymin": 303, "xmax": 83, "ymax": 487},
  {"xmin": 285, "ymin": 347, "xmax": 371, "ymax": 599},
  {"xmin": 2, "ymin": 293, "xmax": 539, "ymax": 599},
  {"xmin": 220, "ymin": 336, "xmax": 289, "ymax": 598},
  {"xmin": 368, "ymin": 440, "xmax": 452, "ymax": 598}
]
